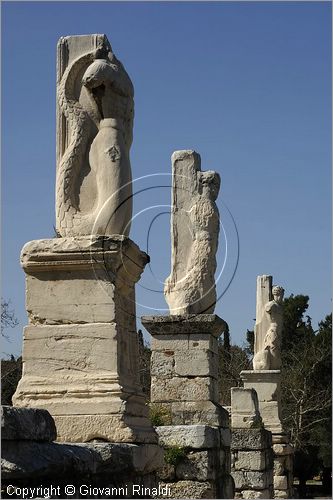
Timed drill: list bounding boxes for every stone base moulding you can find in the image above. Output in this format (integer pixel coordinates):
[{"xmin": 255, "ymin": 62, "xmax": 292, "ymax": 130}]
[
  {"xmin": 13, "ymin": 236, "xmax": 157, "ymax": 444},
  {"xmin": 240, "ymin": 370, "xmax": 282, "ymax": 434},
  {"xmin": 240, "ymin": 371, "xmax": 294, "ymax": 498}
]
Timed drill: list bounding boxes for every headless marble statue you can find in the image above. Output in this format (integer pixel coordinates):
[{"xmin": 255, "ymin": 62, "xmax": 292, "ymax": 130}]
[
  {"xmin": 253, "ymin": 275, "xmax": 284, "ymax": 370},
  {"xmin": 164, "ymin": 150, "xmax": 220, "ymax": 315},
  {"xmin": 56, "ymin": 34, "xmax": 133, "ymax": 237}
]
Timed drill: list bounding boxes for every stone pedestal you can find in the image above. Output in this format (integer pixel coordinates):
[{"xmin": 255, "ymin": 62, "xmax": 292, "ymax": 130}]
[
  {"xmin": 241, "ymin": 371, "xmax": 282, "ymax": 434},
  {"xmin": 142, "ymin": 315, "xmax": 234, "ymax": 499},
  {"xmin": 142, "ymin": 314, "xmax": 228, "ymax": 426},
  {"xmin": 13, "ymin": 236, "xmax": 157, "ymax": 444},
  {"xmin": 241, "ymin": 371, "xmax": 294, "ymax": 498},
  {"xmin": 231, "ymin": 388, "xmax": 262, "ymax": 430},
  {"xmin": 230, "ymin": 388, "xmax": 274, "ymax": 499}
]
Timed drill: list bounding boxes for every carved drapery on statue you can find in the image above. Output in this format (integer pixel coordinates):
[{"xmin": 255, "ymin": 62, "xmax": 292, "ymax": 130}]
[
  {"xmin": 253, "ymin": 275, "xmax": 284, "ymax": 370},
  {"xmin": 56, "ymin": 34, "xmax": 133, "ymax": 237},
  {"xmin": 164, "ymin": 150, "xmax": 220, "ymax": 315}
]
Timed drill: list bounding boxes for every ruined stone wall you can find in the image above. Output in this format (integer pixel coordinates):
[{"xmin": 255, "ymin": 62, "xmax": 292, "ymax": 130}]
[
  {"xmin": 155, "ymin": 425, "xmax": 233, "ymax": 498},
  {"xmin": 1, "ymin": 407, "xmax": 163, "ymax": 499},
  {"xmin": 142, "ymin": 314, "xmax": 235, "ymax": 499},
  {"xmin": 231, "ymin": 428, "xmax": 274, "ymax": 499},
  {"xmin": 230, "ymin": 388, "xmax": 274, "ymax": 499}
]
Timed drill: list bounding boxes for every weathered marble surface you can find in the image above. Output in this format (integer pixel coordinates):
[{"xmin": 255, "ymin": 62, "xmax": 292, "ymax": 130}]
[
  {"xmin": 56, "ymin": 34, "xmax": 133, "ymax": 237},
  {"xmin": 141, "ymin": 314, "xmax": 226, "ymax": 336},
  {"xmin": 241, "ymin": 370, "xmax": 282, "ymax": 434},
  {"xmin": 164, "ymin": 151, "xmax": 220, "ymax": 315},
  {"xmin": 232, "ymin": 429, "xmax": 272, "ymax": 451},
  {"xmin": 253, "ymin": 275, "xmax": 284, "ymax": 371},
  {"xmin": 2, "ymin": 440, "xmax": 163, "ymax": 479},
  {"xmin": 13, "ymin": 237, "xmax": 156, "ymax": 443},
  {"xmin": 156, "ymin": 425, "xmax": 219, "ymax": 449},
  {"xmin": 231, "ymin": 388, "xmax": 262, "ymax": 430}
]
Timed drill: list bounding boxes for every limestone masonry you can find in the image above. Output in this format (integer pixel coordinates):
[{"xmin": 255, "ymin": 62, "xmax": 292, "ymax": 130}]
[{"xmin": 2, "ymin": 33, "xmax": 295, "ymax": 500}]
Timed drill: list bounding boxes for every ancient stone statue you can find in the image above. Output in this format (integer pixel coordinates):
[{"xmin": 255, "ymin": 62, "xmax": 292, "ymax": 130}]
[
  {"xmin": 56, "ymin": 34, "xmax": 133, "ymax": 237},
  {"xmin": 164, "ymin": 150, "xmax": 220, "ymax": 315},
  {"xmin": 253, "ymin": 275, "xmax": 284, "ymax": 370}
]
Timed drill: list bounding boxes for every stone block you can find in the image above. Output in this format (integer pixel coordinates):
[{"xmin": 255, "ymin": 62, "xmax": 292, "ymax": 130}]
[
  {"xmin": 158, "ymin": 480, "xmax": 216, "ymax": 499},
  {"xmin": 231, "ymin": 388, "xmax": 260, "ymax": 413},
  {"xmin": 25, "ymin": 271, "xmax": 117, "ymax": 324},
  {"xmin": 241, "ymin": 371, "xmax": 280, "ymax": 402},
  {"xmin": 272, "ymin": 443, "xmax": 293, "ymax": 456},
  {"xmin": 273, "ymin": 475, "xmax": 288, "ymax": 490},
  {"xmin": 231, "ymin": 388, "xmax": 262, "ymax": 429},
  {"xmin": 258, "ymin": 401, "xmax": 282, "ymax": 433},
  {"xmin": 234, "ymin": 450, "xmax": 267, "ymax": 471},
  {"xmin": 54, "ymin": 413, "xmax": 158, "ymax": 443},
  {"xmin": 2, "ymin": 441, "xmax": 163, "ymax": 479},
  {"xmin": 188, "ymin": 334, "xmax": 219, "ymax": 354},
  {"xmin": 242, "ymin": 489, "xmax": 272, "ymax": 499},
  {"xmin": 156, "ymin": 425, "xmax": 219, "ymax": 449},
  {"xmin": 15, "ymin": 323, "xmax": 118, "ymax": 381},
  {"xmin": 170, "ymin": 401, "xmax": 229, "ymax": 426},
  {"xmin": 232, "ymin": 429, "xmax": 272, "ymax": 451},
  {"xmin": 1, "ymin": 441, "xmax": 96, "ymax": 480},
  {"xmin": 158, "ymin": 464, "xmax": 176, "ymax": 481},
  {"xmin": 174, "ymin": 349, "xmax": 218, "ymax": 378},
  {"xmin": 22, "ymin": 236, "xmax": 148, "ymax": 324},
  {"xmin": 151, "ymin": 351, "xmax": 175, "ymax": 377},
  {"xmin": 176, "ymin": 450, "xmax": 216, "ymax": 481},
  {"xmin": 1, "ymin": 406, "xmax": 57, "ymax": 442},
  {"xmin": 232, "ymin": 470, "xmax": 271, "ymax": 490},
  {"xmin": 151, "ymin": 333, "xmax": 218, "ymax": 355},
  {"xmin": 151, "ymin": 376, "xmax": 218, "ymax": 403},
  {"xmin": 141, "ymin": 314, "xmax": 226, "ymax": 337},
  {"xmin": 274, "ymin": 490, "xmax": 289, "ymax": 498},
  {"xmin": 151, "ymin": 335, "xmax": 189, "ymax": 352}
]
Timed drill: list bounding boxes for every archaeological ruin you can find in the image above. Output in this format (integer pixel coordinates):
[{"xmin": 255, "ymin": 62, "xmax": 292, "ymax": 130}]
[{"xmin": 2, "ymin": 34, "xmax": 295, "ymax": 499}]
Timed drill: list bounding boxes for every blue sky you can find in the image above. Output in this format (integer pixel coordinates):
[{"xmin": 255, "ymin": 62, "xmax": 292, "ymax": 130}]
[{"xmin": 2, "ymin": 1, "xmax": 331, "ymax": 356}]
